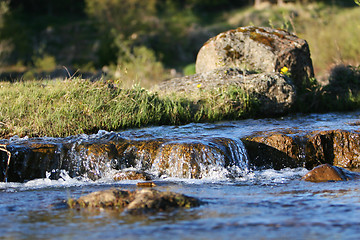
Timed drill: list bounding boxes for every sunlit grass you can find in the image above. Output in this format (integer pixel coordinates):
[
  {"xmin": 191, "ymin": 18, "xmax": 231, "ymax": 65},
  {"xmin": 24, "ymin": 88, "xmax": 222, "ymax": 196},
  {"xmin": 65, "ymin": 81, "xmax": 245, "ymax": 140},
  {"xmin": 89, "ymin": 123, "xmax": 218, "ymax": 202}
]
[{"xmin": 0, "ymin": 78, "xmax": 258, "ymax": 138}]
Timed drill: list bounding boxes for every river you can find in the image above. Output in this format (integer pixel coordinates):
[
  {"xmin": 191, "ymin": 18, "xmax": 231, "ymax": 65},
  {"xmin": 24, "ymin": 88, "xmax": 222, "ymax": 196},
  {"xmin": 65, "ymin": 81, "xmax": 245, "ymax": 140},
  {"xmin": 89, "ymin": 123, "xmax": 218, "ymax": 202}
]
[{"xmin": 1, "ymin": 112, "xmax": 360, "ymax": 239}]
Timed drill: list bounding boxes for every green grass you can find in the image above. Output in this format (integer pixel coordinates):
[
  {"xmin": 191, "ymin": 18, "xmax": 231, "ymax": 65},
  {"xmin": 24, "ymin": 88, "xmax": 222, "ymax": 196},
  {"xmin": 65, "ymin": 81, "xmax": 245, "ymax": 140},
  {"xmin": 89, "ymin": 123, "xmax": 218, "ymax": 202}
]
[
  {"xmin": 0, "ymin": 79, "xmax": 259, "ymax": 138},
  {"xmin": 1, "ymin": 66, "xmax": 359, "ymax": 139}
]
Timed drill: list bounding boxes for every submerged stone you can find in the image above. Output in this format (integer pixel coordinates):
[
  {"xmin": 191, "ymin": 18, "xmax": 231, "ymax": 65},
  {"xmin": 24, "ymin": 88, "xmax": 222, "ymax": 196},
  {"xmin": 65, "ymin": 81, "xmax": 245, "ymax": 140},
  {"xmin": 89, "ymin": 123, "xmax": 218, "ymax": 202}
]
[
  {"xmin": 67, "ymin": 188, "xmax": 201, "ymax": 213},
  {"xmin": 113, "ymin": 170, "xmax": 153, "ymax": 181},
  {"xmin": 69, "ymin": 188, "xmax": 134, "ymax": 209},
  {"xmin": 136, "ymin": 181, "xmax": 157, "ymax": 187},
  {"xmin": 126, "ymin": 189, "xmax": 201, "ymax": 213}
]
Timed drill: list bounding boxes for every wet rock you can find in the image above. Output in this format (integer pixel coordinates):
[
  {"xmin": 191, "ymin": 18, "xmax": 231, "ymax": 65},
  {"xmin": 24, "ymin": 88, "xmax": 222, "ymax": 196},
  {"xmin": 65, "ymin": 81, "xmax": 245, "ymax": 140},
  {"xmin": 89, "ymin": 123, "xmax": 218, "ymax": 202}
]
[
  {"xmin": 63, "ymin": 138, "xmax": 165, "ymax": 180},
  {"xmin": 0, "ymin": 134, "xmax": 249, "ymax": 181},
  {"xmin": 73, "ymin": 141, "xmax": 122, "ymax": 180},
  {"xmin": 195, "ymin": 26, "xmax": 314, "ymax": 89},
  {"xmin": 305, "ymin": 130, "xmax": 360, "ymax": 169},
  {"xmin": 116, "ymin": 139, "xmax": 165, "ymax": 170},
  {"xmin": 113, "ymin": 170, "xmax": 153, "ymax": 181},
  {"xmin": 301, "ymin": 164, "xmax": 360, "ymax": 182},
  {"xmin": 0, "ymin": 136, "xmax": 163, "ymax": 182},
  {"xmin": 69, "ymin": 188, "xmax": 134, "ymax": 209},
  {"xmin": 126, "ymin": 188, "xmax": 201, "ymax": 213},
  {"xmin": 242, "ymin": 129, "xmax": 360, "ymax": 171},
  {"xmin": 0, "ymin": 141, "xmax": 72, "ymax": 182},
  {"xmin": 152, "ymin": 138, "xmax": 248, "ymax": 178},
  {"xmin": 153, "ymin": 141, "xmax": 222, "ymax": 178},
  {"xmin": 242, "ymin": 132, "xmax": 304, "ymax": 169},
  {"xmin": 136, "ymin": 181, "xmax": 157, "ymax": 187},
  {"xmin": 156, "ymin": 68, "xmax": 295, "ymax": 116},
  {"xmin": 4, "ymin": 129, "xmax": 360, "ymax": 182},
  {"xmin": 67, "ymin": 188, "xmax": 201, "ymax": 213}
]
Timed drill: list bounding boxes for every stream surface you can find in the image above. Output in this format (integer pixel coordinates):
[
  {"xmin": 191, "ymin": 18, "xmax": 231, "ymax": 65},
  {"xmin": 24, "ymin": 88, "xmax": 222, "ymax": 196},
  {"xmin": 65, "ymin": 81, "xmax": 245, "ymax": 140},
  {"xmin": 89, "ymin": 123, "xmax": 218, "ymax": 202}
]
[{"xmin": 2, "ymin": 111, "xmax": 360, "ymax": 239}]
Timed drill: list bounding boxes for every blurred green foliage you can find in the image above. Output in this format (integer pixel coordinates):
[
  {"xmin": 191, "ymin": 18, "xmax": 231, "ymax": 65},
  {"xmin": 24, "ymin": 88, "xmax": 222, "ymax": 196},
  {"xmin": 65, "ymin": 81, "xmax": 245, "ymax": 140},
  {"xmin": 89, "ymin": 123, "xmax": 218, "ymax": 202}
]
[
  {"xmin": 0, "ymin": 0, "xmax": 359, "ymax": 83},
  {"xmin": 0, "ymin": 0, "xmax": 11, "ymax": 69},
  {"xmin": 183, "ymin": 63, "xmax": 196, "ymax": 76}
]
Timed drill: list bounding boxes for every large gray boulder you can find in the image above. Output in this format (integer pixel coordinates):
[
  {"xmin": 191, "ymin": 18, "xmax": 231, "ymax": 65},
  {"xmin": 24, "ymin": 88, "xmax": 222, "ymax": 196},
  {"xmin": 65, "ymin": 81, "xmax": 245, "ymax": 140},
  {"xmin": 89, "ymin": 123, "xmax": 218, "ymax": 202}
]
[
  {"xmin": 156, "ymin": 67, "xmax": 296, "ymax": 116},
  {"xmin": 195, "ymin": 26, "xmax": 314, "ymax": 89}
]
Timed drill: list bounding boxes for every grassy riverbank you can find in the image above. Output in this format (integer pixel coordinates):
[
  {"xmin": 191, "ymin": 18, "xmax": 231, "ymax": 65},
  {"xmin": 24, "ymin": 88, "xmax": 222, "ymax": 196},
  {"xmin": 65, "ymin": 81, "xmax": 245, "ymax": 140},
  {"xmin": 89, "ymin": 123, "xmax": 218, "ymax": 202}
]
[
  {"xmin": 0, "ymin": 79, "xmax": 258, "ymax": 138},
  {"xmin": 1, "ymin": 65, "xmax": 360, "ymax": 138}
]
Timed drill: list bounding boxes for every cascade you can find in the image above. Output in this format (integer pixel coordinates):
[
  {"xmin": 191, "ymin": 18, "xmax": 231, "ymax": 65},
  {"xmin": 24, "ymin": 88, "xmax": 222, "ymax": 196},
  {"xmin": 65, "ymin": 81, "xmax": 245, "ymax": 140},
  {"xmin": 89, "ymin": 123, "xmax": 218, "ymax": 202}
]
[{"xmin": 0, "ymin": 133, "xmax": 249, "ymax": 182}]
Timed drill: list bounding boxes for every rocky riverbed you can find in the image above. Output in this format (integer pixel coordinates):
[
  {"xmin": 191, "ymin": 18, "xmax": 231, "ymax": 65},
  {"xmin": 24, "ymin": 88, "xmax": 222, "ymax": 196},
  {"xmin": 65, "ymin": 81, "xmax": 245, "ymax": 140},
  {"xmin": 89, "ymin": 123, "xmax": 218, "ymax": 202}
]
[{"xmin": 1, "ymin": 111, "xmax": 360, "ymax": 183}]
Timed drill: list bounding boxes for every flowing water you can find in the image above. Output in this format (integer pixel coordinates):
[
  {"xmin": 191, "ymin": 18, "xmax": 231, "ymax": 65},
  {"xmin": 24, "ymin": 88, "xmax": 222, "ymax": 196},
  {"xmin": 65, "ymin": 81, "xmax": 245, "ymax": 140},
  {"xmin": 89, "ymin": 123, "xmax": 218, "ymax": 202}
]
[{"xmin": 1, "ymin": 112, "xmax": 360, "ymax": 239}]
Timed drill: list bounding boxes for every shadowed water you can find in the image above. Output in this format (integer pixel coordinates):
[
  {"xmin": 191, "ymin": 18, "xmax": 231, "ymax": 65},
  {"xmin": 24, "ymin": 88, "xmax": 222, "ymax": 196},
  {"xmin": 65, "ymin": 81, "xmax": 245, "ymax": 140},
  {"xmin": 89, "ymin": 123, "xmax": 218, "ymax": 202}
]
[{"xmin": 1, "ymin": 111, "xmax": 360, "ymax": 239}]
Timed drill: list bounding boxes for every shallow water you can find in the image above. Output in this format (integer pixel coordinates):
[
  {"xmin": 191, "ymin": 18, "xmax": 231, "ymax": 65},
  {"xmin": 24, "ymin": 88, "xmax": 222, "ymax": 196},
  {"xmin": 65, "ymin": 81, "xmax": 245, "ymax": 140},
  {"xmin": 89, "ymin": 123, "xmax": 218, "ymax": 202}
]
[
  {"xmin": 2, "ymin": 112, "xmax": 360, "ymax": 239},
  {"xmin": 1, "ymin": 169, "xmax": 360, "ymax": 240}
]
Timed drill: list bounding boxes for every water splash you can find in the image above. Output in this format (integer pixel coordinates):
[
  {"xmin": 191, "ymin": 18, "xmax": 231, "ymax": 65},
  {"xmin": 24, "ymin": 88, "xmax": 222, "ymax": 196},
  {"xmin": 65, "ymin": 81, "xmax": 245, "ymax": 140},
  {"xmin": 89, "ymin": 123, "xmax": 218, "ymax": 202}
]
[
  {"xmin": 67, "ymin": 140, "xmax": 116, "ymax": 180},
  {"xmin": 151, "ymin": 137, "xmax": 249, "ymax": 179}
]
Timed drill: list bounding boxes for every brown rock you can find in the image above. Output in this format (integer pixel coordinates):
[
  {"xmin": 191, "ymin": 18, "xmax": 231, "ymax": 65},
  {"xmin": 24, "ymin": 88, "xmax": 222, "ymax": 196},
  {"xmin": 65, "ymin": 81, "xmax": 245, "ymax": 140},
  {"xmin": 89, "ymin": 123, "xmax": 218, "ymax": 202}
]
[
  {"xmin": 5, "ymin": 128, "xmax": 360, "ymax": 183},
  {"xmin": 69, "ymin": 188, "xmax": 134, "ymax": 209},
  {"xmin": 67, "ymin": 138, "xmax": 165, "ymax": 180},
  {"xmin": 152, "ymin": 141, "xmax": 222, "ymax": 178},
  {"xmin": 305, "ymin": 130, "xmax": 360, "ymax": 169},
  {"xmin": 117, "ymin": 139, "xmax": 165, "ymax": 170},
  {"xmin": 302, "ymin": 164, "xmax": 353, "ymax": 182},
  {"xmin": 113, "ymin": 170, "xmax": 153, "ymax": 181},
  {"xmin": 136, "ymin": 181, "xmax": 156, "ymax": 187},
  {"xmin": 67, "ymin": 188, "xmax": 201, "ymax": 213},
  {"xmin": 195, "ymin": 26, "xmax": 314, "ymax": 89},
  {"xmin": 0, "ymin": 142, "xmax": 69, "ymax": 182},
  {"xmin": 126, "ymin": 189, "xmax": 201, "ymax": 213},
  {"xmin": 333, "ymin": 130, "xmax": 360, "ymax": 168},
  {"xmin": 152, "ymin": 137, "xmax": 247, "ymax": 178},
  {"xmin": 242, "ymin": 132, "xmax": 303, "ymax": 169},
  {"xmin": 74, "ymin": 141, "xmax": 121, "ymax": 180}
]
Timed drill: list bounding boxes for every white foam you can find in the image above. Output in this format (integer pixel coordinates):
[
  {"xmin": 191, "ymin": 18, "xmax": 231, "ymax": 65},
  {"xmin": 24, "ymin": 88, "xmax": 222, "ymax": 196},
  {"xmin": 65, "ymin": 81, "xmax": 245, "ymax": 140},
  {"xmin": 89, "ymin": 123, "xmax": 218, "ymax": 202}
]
[
  {"xmin": 237, "ymin": 167, "xmax": 308, "ymax": 183},
  {"xmin": 0, "ymin": 167, "xmax": 309, "ymax": 192},
  {"xmin": 0, "ymin": 170, "xmax": 94, "ymax": 192}
]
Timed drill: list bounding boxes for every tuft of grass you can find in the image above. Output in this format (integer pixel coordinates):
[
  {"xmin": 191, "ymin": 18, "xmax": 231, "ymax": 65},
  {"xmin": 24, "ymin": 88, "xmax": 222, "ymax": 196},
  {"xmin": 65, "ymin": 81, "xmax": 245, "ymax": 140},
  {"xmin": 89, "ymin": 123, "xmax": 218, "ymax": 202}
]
[{"xmin": 0, "ymin": 78, "xmax": 259, "ymax": 138}]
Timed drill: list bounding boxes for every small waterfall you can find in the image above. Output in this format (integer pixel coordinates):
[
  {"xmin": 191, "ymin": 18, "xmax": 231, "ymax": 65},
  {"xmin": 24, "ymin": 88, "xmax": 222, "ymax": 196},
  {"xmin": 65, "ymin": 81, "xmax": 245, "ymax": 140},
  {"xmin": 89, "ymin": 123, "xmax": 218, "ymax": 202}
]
[
  {"xmin": 0, "ymin": 132, "xmax": 250, "ymax": 182},
  {"xmin": 151, "ymin": 137, "xmax": 249, "ymax": 179},
  {"xmin": 68, "ymin": 143, "xmax": 114, "ymax": 180}
]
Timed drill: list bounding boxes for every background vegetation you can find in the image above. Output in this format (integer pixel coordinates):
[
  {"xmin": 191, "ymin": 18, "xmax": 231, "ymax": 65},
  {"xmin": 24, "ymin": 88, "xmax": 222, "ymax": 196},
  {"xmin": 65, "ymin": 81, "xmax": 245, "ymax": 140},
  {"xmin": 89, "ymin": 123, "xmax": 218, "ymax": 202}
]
[
  {"xmin": 0, "ymin": 0, "xmax": 359, "ymax": 85},
  {"xmin": 0, "ymin": 0, "xmax": 360, "ymax": 138}
]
